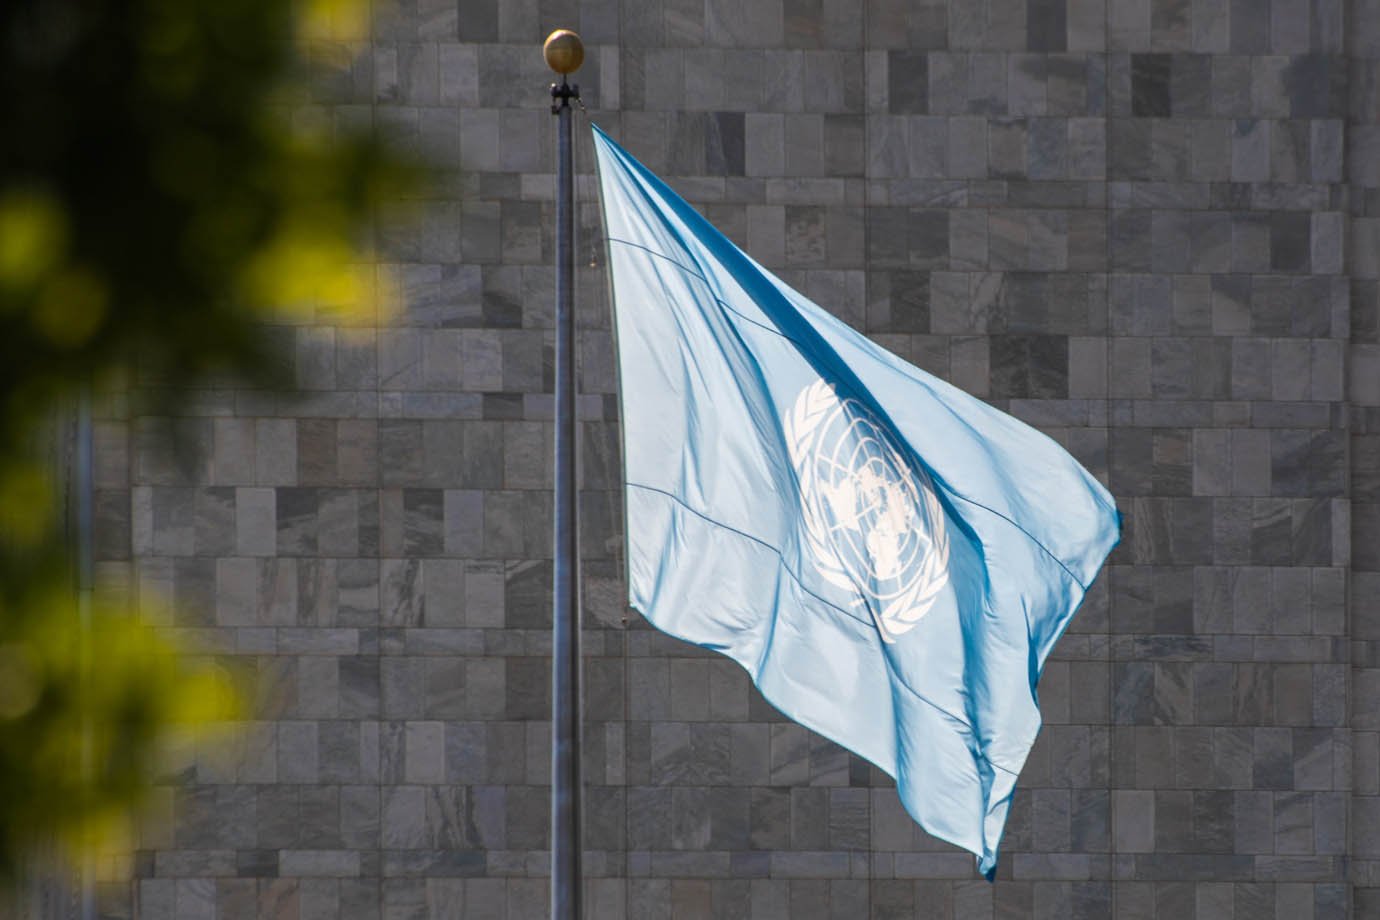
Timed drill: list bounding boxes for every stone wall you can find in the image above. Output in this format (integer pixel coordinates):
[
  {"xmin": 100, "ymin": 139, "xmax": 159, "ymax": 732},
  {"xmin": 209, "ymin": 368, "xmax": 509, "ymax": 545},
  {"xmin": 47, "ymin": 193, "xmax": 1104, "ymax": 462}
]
[
  {"xmin": 1350, "ymin": 0, "xmax": 1380, "ymax": 916},
  {"xmin": 98, "ymin": 0, "xmax": 1371, "ymax": 916}
]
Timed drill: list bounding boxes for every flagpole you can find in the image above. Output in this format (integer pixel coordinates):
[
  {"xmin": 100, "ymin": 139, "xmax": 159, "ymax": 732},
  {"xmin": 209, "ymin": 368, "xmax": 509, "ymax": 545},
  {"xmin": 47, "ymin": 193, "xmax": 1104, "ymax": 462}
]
[{"xmin": 544, "ymin": 29, "xmax": 584, "ymax": 920}]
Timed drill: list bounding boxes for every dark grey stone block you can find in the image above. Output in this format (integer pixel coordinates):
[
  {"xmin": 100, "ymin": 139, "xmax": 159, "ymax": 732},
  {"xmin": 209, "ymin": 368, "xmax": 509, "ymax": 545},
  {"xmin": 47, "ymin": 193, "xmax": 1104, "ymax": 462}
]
[
  {"xmin": 865, "ymin": 207, "xmax": 909, "ymax": 267},
  {"xmin": 1027, "ymin": 0, "xmax": 1067, "ymax": 51},
  {"xmin": 990, "ymin": 334, "xmax": 1069, "ymax": 399},
  {"xmin": 402, "ymin": 489, "xmax": 444, "ymax": 555},
  {"xmin": 193, "ymin": 487, "xmax": 235, "ymax": 557},
  {"xmin": 823, "ymin": 114, "xmax": 864, "ymax": 176},
  {"xmin": 989, "ymin": 119, "xmax": 1028, "ymax": 179},
  {"xmin": 1131, "ymin": 54, "xmax": 1171, "ymax": 117},
  {"xmin": 888, "ymin": 51, "xmax": 929, "ymax": 113},
  {"xmin": 172, "ymin": 557, "xmax": 217, "ymax": 626},
  {"xmin": 379, "ymin": 421, "xmax": 425, "ymax": 488},
  {"xmin": 880, "ymin": 271, "xmax": 933, "ymax": 334},
  {"xmin": 707, "ymin": 111, "xmax": 746, "ymax": 176},
  {"xmin": 1272, "ymin": 431, "xmax": 1346, "ymax": 498},
  {"xmin": 1250, "ymin": 499, "xmax": 1293, "ymax": 565},
  {"xmin": 456, "ymin": 0, "xmax": 498, "ymax": 42},
  {"xmin": 907, "ymin": 208, "xmax": 949, "ymax": 267},
  {"xmin": 1270, "ymin": 212, "xmax": 1312, "ymax": 273},
  {"xmin": 785, "ymin": 206, "xmax": 826, "ymax": 265},
  {"xmin": 1284, "ymin": 54, "xmax": 1346, "ymax": 118},
  {"xmin": 1228, "ymin": 0, "xmax": 1270, "ymax": 52},
  {"xmin": 236, "ymin": 850, "xmax": 278, "ymax": 879}
]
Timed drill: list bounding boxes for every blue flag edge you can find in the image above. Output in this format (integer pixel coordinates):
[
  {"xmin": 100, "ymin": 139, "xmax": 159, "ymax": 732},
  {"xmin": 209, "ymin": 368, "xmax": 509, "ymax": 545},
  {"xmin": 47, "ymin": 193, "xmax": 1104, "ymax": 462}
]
[{"xmin": 590, "ymin": 123, "xmax": 1121, "ymax": 878}]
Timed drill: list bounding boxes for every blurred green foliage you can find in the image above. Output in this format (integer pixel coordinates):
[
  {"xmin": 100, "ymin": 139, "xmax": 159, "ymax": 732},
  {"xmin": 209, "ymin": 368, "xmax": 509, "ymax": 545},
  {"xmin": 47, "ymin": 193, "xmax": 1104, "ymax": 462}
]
[
  {"xmin": 0, "ymin": 590, "xmax": 238, "ymax": 878},
  {"xmin": 0, "ymin": 0, "xmax": 420, "ymax": 882}
]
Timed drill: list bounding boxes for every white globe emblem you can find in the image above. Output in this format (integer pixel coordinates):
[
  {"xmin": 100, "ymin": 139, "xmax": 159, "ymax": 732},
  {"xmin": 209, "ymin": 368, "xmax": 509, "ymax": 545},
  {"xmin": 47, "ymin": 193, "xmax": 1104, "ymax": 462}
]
[{"xmin": 784, "ymin": 379, "xmax": 949, "ymax": 643}]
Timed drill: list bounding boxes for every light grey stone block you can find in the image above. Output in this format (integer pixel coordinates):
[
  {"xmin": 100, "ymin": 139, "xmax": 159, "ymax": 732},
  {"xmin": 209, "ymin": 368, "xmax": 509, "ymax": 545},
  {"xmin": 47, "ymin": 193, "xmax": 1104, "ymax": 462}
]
[
  {"xmin": 745, "ymin": 113, "xmax": 786, "ymax": 178},
  {"xmin": 235, "ymin": 488, "xmax": 276, "ymax": 557},
  {"xmin": 947, "ymin": 116, "xmax": 989, "ymax": 178}
]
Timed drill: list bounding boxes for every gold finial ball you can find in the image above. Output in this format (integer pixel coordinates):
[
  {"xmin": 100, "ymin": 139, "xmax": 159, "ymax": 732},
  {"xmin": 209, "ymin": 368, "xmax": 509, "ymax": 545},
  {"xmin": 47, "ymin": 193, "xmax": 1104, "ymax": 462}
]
[{"xmin": 543, "ymin": 29, "xmax": 584, "ymax": 75}]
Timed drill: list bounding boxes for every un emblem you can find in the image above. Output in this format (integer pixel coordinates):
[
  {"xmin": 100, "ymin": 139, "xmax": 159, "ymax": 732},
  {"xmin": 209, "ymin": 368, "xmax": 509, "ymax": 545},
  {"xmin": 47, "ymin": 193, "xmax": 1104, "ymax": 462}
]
[{"xmin": 784, "ymin": 379, "xmax": 949, "ymax": 643}]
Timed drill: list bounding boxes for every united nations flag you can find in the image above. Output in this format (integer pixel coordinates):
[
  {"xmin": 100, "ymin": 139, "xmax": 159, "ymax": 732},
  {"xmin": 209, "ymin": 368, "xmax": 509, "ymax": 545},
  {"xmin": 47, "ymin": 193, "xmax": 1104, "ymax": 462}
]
[{"xmin": 592, "ymin": 125, "xmax": 1120, "ymax": 877}]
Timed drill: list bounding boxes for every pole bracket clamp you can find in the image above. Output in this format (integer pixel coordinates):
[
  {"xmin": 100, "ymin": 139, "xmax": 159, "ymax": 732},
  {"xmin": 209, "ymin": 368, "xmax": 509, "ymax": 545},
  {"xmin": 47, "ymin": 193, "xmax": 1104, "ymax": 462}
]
[{"xmin": 551, "ymin": 80, "xmax": 581, "ymax": 114}]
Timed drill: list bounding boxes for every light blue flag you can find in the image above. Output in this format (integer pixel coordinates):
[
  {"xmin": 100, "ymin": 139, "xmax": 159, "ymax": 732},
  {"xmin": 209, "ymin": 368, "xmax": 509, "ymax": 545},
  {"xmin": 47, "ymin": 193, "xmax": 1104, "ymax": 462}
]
[{"xmin": 592, "ymin": 125, "xmax": 1119, "ymax": 876}]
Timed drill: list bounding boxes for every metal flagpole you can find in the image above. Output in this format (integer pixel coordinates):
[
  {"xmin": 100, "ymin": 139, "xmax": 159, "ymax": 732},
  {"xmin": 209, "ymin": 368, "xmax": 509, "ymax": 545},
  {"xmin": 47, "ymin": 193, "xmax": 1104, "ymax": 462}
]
[{"xmin": 543, "ymin": 29, "xmax": 584, "ymax": 920}]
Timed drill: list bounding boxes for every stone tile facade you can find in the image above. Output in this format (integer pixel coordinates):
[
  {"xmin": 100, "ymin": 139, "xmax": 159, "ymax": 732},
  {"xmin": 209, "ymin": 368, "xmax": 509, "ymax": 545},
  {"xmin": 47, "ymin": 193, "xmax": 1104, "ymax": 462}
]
[{"xmin": 87, "ymin": 0, "xmax": 1377, "ymax": 916}]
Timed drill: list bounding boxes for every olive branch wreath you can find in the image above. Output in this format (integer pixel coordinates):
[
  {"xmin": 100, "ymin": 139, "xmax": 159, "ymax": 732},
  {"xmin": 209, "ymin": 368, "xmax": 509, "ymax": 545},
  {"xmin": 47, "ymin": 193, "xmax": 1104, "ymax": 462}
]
[{"xmin": 784, "ymin": 379, "xmax": 950, "ymax": 643}]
